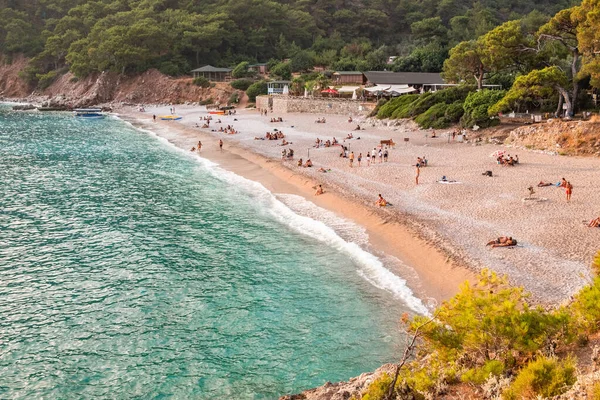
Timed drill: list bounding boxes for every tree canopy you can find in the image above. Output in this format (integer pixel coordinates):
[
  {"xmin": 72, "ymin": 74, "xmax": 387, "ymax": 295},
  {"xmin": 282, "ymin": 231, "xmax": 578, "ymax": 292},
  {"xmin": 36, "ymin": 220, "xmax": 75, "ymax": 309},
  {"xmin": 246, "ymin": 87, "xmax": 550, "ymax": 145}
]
[{"xmin": 0, "ymin": 0, "xmax": 583, "ymax": 82}]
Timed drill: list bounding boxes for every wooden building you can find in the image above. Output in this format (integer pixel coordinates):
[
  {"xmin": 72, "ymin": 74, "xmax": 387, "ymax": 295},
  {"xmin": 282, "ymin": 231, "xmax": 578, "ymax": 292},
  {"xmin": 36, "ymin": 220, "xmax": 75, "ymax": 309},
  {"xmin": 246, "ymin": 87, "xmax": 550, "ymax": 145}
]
[
  {"xmin": 191, "ymin": 65, "xmax": 233, "ymax": 82},
  {"xmin": 248, "ymin": 63, "xmax": 268, "ymax": 75},
  {"xmin": 332, "ymin": 71, "xmax": 366, "ymax": 85},
  {"xmin": 362, "ymin": 72, "xmax": 445, "ymax": 92}
]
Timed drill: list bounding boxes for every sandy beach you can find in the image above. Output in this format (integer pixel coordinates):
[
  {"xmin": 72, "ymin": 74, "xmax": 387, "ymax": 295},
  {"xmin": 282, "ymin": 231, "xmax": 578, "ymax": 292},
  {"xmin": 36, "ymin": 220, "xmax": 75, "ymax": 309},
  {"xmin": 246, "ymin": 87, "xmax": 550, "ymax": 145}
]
[{"xmin": 118, "ymin": 105, "xmax": 600, "ymax": 305}]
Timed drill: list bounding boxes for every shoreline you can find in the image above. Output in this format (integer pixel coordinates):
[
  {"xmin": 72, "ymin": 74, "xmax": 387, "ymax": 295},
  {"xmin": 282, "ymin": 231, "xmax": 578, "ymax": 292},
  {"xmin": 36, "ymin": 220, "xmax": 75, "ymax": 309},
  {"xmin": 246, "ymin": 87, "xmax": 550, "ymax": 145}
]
[
  {"xmin": 114, "ymin": 104, "xmax": 600, "ymax": 305},
  {"xmin": 117, "ymin": 110, "xmax": 476, "ymax": 307}
]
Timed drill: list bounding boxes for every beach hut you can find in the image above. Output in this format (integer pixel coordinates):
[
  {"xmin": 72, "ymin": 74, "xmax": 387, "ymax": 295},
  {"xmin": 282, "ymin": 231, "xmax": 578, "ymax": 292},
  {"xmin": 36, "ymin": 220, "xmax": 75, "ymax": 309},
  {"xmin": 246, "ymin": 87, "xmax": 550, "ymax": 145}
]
[
  {"xmin": 191, "ymin": 65, "xmax": 233, "ymax": 82},
  {"xmin": 248, "ymin": 63, "xmax": 268, "ymax": 75},
  {"xmin": 267, "ymin": 81, "xmax": 291, "ymax": 95}
]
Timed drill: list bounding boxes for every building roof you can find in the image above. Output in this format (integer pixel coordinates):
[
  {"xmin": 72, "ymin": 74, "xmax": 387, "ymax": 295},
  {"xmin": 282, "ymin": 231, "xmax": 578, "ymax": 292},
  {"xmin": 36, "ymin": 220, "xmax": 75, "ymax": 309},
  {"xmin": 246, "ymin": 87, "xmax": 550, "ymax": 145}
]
[
  {"xmin": 363, "ymin": 71, "xmax": 444, "ymax": 85},
  {"xmin": 190, "ymin": 65, "xmax": 232, "ymax": 73},
  {"xmin": 333, "ymin": 71, "xmax": 364, "ymax": 75},
  {"xmin": 268, "ymin": 80, "xmax": 291, "ymax": 84}
]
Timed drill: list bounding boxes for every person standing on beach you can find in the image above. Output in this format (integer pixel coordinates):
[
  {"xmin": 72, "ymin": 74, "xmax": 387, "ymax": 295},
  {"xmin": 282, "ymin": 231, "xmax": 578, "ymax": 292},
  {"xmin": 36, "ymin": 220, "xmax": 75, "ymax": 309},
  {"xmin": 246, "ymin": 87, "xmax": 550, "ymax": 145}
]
[
  {"xmin": 383, "ymin": 149, "xmax": 388, "ymax": 162},
  {"xmin": 415, "ymin": 163, "xmax": 420, "ymax": 185},
  {"xmin": 349, "ymin": 151, "xmax": 354, "ymax": 167},
  {"xmin": 197, "ymin": 141, "xmax": 202, "ymax": 152},
  {"xmin": 371, "ymin": 148, "xmax": 376, "ymax": 164},
  {"xmin": 219, "ymin": 139, "xmax": 223, "ymax": 151},
  {"xmin": 357, "ymin": 153, "xmax": 362, "ymax": 167},
  {"xmin": 378, "ymin": 148, "xmax": 383, "ymax": 163},
  {"xmin": 566, "ymin": 181, "xmax": 573, "ymax": 202},
  {"xmin": 153, "ymin": 114, "xmax": 156, "ymax": 122}
]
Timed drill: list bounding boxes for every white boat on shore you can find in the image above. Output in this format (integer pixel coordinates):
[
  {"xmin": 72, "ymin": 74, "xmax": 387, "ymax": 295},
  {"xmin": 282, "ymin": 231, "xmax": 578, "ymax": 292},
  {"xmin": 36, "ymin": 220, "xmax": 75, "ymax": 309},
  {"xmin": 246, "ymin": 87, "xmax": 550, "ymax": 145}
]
[{"xmin": 74, "ymin": 108, "xmax": 104, "ymax": 118}]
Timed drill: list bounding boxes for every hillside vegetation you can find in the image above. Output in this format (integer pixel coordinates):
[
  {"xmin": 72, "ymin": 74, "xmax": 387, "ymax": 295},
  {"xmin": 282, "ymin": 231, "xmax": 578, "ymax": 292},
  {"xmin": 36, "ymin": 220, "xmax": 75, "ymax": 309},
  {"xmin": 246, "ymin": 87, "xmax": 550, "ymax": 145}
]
[{"xmin": 0, "ymin": 0, "xmax": 578, "ymax": 88}]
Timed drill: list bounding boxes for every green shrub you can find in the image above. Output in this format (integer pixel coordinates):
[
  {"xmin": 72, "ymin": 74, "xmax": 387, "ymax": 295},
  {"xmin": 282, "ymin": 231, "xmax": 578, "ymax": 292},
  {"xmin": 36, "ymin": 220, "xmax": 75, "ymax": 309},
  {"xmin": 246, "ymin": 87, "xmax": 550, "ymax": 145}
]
[
  {"xmin": 445, "ymin": 101, "xmax": 464, "ymax": 122},
  {"xmin": 199, "ymin": 97, "xmax": 213, "ymax": 105},
  {"xmin": 407, "ymin": 85, "xmax": 473, "ymax": 118},
  {"xmin": 193, "ymin": 76, "xmax": 210, "ymax": 88},
  {"xmin": 409, "ymin": 270, "xmax": 570, "ymax": 373},
  {"xmin": 377, "ymin": 95, "xmax": 418, "ymax": 119},
  {"xmin": 502, "ymin": 356, "xmax": 576, "ymax": 400},
  {"xmin": 461, "ymin": 360, "xmax": 505, "ymax": 385},
  {"xmin": 246, "ymin": 81, "xmax": 268, "ymax": 102},
  {"xmin": 361, "ymin": 373, "xmax": 392, "ymax": 400},
  {"xmin": 461, "ymin": 89, "xmax": 506, "ymax": 128},
  {"xmin": 36, "ymin": 70, "xmax": 59, "ymax": 90},
  {"xmin": 229, "ymin": 92, "xmax": 239, "ymax": 104},
  {"xmin": 415, "ymin": 102, "xmax": 450, "ymax": 128},
  {"xmin": 231, "ymin": 79, "xmax": 253, "ymax": 91},
  {"xmin": 569, "ymin": 252, "xmax": 600, "ymax": 334}
]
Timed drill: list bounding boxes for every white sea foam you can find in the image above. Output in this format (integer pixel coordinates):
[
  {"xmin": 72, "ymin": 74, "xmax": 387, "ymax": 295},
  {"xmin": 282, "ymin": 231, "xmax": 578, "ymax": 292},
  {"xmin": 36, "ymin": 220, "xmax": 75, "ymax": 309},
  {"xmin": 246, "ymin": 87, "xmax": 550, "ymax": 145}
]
[
  {"xmin": 206, "ymin": 166, "xmax": 429, "ymax": 315},
  {"xmin": 131, "ymin": 120, "xmax": 429, "ymax": 314}
]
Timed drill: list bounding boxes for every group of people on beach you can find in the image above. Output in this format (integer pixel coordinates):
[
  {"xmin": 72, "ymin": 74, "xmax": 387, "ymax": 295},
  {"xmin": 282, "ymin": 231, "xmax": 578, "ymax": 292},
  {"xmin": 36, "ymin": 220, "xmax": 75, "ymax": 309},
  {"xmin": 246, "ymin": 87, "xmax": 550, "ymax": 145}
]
[
  {"xmin": 315, "ymin": 117, "xmax": 327, "ymax": 123},
  {"xmin": 190, "ymin": 139, "xmax": 223, "ymax": 152},
  {"xmin": 537, "ymin": 177, "xmax": 573, "ymax": 202},
  {"xmin": 314, "ymin": 137, "xmax": 339, "ymax": 148},
  {"xmin": 497, "ymin": 153, "xmax": 519, "ymax": 166},
  {"xmin": 263, "ymin": 131, "xmax": 285, "ymax": 140},
  {"xmin": 270, "ymin": 117, "xmax": 284, "ymax": 122},
  {"xmin": 297, "ymin": 158, "xmax": 313, "ymax": 168},
  {"xmin": 281, "ymin": 148, "xmax": 294, "ymax": 159}
]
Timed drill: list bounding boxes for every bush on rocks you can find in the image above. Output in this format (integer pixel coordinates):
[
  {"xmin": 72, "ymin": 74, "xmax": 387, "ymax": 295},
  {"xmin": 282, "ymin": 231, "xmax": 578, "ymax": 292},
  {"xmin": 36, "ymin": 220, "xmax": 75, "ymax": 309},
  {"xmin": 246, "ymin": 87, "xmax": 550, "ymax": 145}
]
[
  {"xmin": 461, "ymin": 89, "xmax": 506, "ymax": 128},
  {"xmin": 193, "ymin": 76, "xmax": 210, "ymax": 88},
  {"xmin": 231, "ymin": 79, "xmax": 253, "ymax": 91}
]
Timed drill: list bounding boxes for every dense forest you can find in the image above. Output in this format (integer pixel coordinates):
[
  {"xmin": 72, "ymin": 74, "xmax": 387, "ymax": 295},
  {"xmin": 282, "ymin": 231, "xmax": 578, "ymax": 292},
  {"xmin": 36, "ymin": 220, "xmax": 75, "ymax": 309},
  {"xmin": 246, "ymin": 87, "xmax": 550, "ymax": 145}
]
[{"xmin": 0, "ymin": 0, "xmax": 579, "ymax": 83}]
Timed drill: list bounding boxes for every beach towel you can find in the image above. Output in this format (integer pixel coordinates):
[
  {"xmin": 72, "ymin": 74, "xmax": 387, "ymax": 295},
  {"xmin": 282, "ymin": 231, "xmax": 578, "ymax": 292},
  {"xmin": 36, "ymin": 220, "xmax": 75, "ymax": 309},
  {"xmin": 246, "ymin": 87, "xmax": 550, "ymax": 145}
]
[{"xmin": 437, "ymin": 180, "xmax": 460, "ymax": 184}]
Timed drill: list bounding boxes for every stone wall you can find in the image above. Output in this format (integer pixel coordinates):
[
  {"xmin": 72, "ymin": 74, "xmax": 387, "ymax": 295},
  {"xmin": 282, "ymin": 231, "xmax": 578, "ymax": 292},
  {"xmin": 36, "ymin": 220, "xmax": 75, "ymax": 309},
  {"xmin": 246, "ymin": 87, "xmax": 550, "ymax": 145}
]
[
  {"xmin": 255, "ymin": 96, "xmax": 270, "ymax": 111},
  {"xmin": 256, "ymin": 95, "xmax": 375, "ymax": 116}
]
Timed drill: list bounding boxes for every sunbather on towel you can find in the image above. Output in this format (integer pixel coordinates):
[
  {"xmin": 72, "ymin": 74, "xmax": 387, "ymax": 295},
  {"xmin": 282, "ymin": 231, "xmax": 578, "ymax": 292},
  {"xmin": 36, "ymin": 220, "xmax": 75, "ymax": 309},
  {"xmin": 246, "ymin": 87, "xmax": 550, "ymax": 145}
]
[{"xmin": 486, "ymin": 236, "xmax": 517, "ymax": 248}]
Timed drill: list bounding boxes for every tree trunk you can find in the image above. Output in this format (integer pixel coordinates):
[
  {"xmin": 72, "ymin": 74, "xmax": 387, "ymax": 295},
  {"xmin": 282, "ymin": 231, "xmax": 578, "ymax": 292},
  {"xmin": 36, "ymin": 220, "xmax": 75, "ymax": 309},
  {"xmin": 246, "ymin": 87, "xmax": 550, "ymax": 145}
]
[
  {"xmin": 555, "ymin": 93, "xmax": 563, "ymax": 118},
  {"xmin": 556, "ymin": 86, "xmax": 572, "ymax": 118},
  {"xmin": 476, "ymin": 63, "xmax": 484, "ymax": 90},
  {"xmin": 570, "ymin": 50, "xmax": 579, "ymax": 118}
]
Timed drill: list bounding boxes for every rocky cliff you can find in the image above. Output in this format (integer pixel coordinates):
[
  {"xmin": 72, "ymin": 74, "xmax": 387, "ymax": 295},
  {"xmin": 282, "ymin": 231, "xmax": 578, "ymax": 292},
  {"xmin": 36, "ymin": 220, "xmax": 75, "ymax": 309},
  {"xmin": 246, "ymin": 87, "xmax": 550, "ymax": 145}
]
[{"xmin": 0, "ymin": 56, "xmax": 239, "ymax": 107}]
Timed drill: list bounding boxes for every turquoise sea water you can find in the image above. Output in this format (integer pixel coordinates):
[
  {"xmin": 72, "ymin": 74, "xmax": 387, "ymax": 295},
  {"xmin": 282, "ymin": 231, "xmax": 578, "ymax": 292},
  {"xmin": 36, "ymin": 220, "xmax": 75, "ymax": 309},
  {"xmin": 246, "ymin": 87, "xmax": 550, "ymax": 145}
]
[{"xmin": 0, "ymin": 106, "xmax": 423, "ymax": 399}]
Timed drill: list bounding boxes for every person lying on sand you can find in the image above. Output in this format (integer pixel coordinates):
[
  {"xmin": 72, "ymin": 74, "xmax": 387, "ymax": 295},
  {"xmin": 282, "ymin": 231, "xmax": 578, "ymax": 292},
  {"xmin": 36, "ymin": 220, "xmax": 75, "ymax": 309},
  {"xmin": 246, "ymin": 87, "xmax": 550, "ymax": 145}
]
[
  {"xmin": 318, "ymin": 167, "xmax": 330, "ymax": 173},
  {"xmin": 438, "ymin": 176, "xmax": 457, "ymax": 183},
  {"xmin": 315, "ymin": 185, "xmax": 324, "ymax": 196},
  {"xmin": 588, "ymin": 217, "xmax": 600, "ymax": 227},
  {"xmin": 486, "ymin": 236, "xmax": 518, "ymax": 248},
  {"xmin": 376, "ymin": 194, "xmax": 387, "ymax": 207},
  {"xmin": 538, "ymin": 181, "xmax": 554, "ymax": 187},
  {"xmin": 297, "ymin": 158, "xmax": 303, "ymax": 167},
  {"xmin": 303, "ymin": 159, "xmax": 313, "ymax": 167}
]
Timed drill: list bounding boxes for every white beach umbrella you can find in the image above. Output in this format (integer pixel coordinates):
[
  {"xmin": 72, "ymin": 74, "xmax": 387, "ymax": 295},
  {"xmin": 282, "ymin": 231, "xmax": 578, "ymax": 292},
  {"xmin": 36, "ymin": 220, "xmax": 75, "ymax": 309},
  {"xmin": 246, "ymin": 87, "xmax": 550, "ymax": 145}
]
[
  {"xmin": 304, "ymin": 88, "xmax": 308, "ymax": 98},
  {"xmin": 352, "ymin": 89, "xmax": 357, "ymax": 100},
  {"xmin": 283, "ymin": 85, "xmax": 289, "ymax": 95}
]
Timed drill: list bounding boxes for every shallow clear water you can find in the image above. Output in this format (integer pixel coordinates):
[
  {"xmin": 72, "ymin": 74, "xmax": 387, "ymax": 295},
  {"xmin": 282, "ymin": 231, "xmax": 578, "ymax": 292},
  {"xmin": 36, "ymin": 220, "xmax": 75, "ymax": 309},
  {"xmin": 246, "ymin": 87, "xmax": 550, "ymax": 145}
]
[{"xmin": 0, "ymin": 107, "xmax": 420, "ymax": 399}]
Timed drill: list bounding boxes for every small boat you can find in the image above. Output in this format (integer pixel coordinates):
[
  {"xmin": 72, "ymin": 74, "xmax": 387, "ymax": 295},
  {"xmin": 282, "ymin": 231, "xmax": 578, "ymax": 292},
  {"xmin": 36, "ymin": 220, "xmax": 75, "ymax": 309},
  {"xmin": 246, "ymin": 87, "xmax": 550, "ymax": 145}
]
[
  {"xmin": 208, "ymin": 110, "xmax": 225, "ymax": 115},
  {"xmin": 159, "ymin": 115, "xmax": 182, "ymax": 120},
  {"xmin": 74, "ymin": 108, "xmax": 104, "ymax": 118},
  {"xmin": 38, "ymin": 107, "xmax": 68, "ymax": 112}
]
